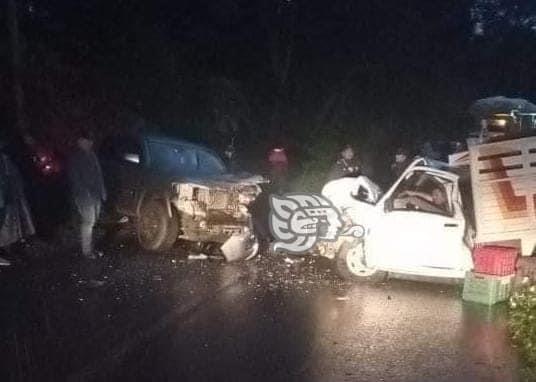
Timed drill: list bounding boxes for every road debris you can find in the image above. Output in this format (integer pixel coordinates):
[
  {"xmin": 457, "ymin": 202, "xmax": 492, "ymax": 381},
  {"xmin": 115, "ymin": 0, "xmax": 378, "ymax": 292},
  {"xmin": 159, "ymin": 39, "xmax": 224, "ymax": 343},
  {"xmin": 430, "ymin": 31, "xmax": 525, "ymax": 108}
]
[
  {"xmin": 118, "ymin": 216, "xmax": 129, "ymax": 224},
  {"xmin": 0, "ymin": 256, "xmax": 11, "ymax": 266},
  {"xmin": 89, "ymin": 279, "xmax": 106, "ymax": 288},
  {"xmin": 188, "ymin": 254, "xmax": 209, "ymax": 260},
  {"xmin": 283, "ymin": 257, "xmax": 305, "ymax": 265}
]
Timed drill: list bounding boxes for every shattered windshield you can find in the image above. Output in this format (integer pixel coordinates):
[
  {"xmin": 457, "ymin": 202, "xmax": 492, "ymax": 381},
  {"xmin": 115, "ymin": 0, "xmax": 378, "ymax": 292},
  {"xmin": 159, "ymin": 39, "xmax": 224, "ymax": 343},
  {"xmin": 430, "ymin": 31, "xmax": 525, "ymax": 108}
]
[{"xmin": 148, "ymin": 142, "xmax": 226, "ymax": 176}]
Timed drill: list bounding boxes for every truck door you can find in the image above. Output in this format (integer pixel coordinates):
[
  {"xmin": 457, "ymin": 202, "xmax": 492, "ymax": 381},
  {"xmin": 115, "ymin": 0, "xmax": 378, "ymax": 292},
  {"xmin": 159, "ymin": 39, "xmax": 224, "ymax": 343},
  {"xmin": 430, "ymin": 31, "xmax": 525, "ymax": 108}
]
[
  {"xmin": 369, "ymin": 169, "xmax": 469, "ymax": 273},
  {"xmin": 105, "ymin": 136, "xmax": 144, "ymax": 215}
]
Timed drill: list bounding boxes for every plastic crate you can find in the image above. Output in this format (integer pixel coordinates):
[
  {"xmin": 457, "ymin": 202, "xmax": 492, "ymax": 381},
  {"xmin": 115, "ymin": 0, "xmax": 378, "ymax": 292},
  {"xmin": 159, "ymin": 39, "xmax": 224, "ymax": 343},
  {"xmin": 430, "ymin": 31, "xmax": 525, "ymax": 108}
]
[
  {"xmin": 462, "ymin": 271, "xmax": 513, "ymax": 305},
  {"xmin": 473, "ymin": 245, "xmax": 518, "ymax": 276}
]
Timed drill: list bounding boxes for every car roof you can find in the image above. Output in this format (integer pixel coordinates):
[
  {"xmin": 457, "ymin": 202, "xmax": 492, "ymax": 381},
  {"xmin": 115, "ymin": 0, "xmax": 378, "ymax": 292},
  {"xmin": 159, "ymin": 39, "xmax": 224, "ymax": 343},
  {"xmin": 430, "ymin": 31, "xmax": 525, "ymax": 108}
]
[{"xmin": 143, "ymin": 133, "xmax": 210, "ymax": 151}]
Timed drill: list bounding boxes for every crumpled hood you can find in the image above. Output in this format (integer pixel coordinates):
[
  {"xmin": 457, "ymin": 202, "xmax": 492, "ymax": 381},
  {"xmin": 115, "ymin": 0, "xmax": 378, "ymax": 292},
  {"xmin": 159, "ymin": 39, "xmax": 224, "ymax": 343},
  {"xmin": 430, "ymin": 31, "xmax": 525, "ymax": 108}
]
[
  {"xmin": 321, "ymin": 176, "xmax": 383, "ymax": 231},
  {"xmin": 171, "ymin": 172, "xmax": 268, "ymax": 190}
]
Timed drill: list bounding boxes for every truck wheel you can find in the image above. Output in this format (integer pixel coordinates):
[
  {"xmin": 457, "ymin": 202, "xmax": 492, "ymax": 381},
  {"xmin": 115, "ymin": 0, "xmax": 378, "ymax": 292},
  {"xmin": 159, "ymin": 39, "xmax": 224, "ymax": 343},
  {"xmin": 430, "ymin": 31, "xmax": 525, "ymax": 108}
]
[
  {"xmin": 335, "ymin": 240, "xmax": 386, "ymax": 282},
  {"xmin": 244, "ymin": 236, "xmax": 260, "ymax": 260},
  {"xmin": 137, "ymin": 199, "xmax": 179, "ymax": 251}
]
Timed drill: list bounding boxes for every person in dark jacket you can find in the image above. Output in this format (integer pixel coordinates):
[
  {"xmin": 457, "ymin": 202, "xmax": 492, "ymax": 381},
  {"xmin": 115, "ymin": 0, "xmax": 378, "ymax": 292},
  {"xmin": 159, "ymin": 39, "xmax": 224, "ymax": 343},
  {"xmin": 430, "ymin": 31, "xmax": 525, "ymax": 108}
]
[
  {"xmin": 15, "ymin": 133, "xmax": 67, "ymax": 240},
  {"xmin": 223, "ymin": 143, "xmax": 238, "ymax": 172},
  {"xmin": 267, "ymin": 146, "xmax": 289, "ymax": 194},
  {"xmin": 0, "ymin": 139, "xmax": 35, "ymax": 265},
  {"xmin": 67, "ymin": 132, "xmax": 107, "ymax": 259},
  {"xmin": 327, "ymin": 144, "xmax": 361, "ymax": 181},
  {"xmin": 390, "ymin": 147, "xmax": 412, "ymax": 179}
]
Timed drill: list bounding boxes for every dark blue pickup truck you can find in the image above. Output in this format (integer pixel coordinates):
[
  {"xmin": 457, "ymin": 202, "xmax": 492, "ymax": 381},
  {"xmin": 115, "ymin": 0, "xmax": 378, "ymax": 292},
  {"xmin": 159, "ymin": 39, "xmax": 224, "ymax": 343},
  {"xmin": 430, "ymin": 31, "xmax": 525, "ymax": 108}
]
[{"xmin": 102, "ymin": 133, "xmax": 265, "ymax": 261}]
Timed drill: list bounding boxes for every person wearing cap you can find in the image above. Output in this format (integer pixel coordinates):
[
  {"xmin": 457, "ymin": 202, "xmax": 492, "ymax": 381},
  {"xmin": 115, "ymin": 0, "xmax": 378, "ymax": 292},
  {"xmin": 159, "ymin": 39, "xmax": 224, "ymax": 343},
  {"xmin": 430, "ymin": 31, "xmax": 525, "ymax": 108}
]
[
  {"xmin": 390, "ymin": 147, "xmax": 412, "ymax": 178},
  {"xmin": 67, "ymin": 131, "xmax": 106, "ymax": 259},
  {"xmin": 0, "ymin": 138, "xmax": 35, "ymax": 265},
  {"xmin": 327, "ymin": 144, "xmax": 361, "ymax": 181}
]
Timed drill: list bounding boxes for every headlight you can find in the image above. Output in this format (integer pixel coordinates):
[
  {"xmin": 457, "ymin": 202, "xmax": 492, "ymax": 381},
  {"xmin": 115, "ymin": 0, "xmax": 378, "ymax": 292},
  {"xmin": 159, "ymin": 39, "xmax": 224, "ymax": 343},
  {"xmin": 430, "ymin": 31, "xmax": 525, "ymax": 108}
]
[
  {"xmin": 238, "ymin": 193, "xmax": 255, "ymax": 205},
  {"xmin": 237, "ymin": 185, "xmax": 260, "ymax": 205}
]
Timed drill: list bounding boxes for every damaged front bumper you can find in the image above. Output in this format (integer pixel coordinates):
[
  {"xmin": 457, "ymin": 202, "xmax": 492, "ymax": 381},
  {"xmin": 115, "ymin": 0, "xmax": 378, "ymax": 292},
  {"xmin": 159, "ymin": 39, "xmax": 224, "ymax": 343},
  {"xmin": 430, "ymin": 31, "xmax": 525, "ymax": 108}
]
[
  {"xmin": 221, "ymin": 230, "xmax": 259, "ymax": 262},
  {"xmin": 315, "ymin": 236, "xmax": 352, "ymax": 260},
  {"xmin": 170, "ymin": 177, "xmax": 265, "ymax": 261}
]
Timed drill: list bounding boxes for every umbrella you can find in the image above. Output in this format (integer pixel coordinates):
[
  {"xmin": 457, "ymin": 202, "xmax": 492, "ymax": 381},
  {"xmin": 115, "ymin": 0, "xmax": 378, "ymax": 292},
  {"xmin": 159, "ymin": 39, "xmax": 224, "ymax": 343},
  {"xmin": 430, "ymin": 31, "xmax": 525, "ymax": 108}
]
[{"xmin": 469, "ymin": 96, "xmax": 536, "ymax": 119}]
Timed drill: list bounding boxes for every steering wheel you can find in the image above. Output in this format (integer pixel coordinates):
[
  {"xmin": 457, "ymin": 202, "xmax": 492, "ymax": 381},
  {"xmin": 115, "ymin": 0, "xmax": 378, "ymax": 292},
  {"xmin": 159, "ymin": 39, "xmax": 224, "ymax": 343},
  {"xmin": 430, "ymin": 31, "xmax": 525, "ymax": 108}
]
[{"xmin": 405, "ymin": 201, "xmax": 418, "ymax": 210}]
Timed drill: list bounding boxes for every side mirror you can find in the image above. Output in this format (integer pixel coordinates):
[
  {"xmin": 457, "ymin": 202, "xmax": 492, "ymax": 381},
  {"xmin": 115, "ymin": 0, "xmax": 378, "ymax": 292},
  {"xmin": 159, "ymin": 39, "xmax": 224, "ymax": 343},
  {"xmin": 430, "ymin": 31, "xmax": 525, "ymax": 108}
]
[{"xmin": 123, "ymin": 153, "xmax": 140, "ymax": 164}]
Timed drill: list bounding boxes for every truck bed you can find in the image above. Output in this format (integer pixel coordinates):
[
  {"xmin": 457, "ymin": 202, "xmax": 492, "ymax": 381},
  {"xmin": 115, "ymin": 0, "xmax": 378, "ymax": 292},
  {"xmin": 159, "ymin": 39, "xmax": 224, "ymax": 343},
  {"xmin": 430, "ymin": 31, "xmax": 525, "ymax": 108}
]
[{"xmin": 469, "ymin": 136, "xmax": 536, "ymax": 255}]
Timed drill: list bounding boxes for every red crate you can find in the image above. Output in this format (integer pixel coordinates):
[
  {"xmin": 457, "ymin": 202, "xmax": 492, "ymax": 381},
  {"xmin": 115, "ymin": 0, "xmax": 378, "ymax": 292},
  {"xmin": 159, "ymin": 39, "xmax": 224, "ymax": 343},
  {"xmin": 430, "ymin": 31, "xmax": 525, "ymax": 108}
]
[{"xmin": 473, "ymin": 245, "xmax": 519, "ymax": 276}]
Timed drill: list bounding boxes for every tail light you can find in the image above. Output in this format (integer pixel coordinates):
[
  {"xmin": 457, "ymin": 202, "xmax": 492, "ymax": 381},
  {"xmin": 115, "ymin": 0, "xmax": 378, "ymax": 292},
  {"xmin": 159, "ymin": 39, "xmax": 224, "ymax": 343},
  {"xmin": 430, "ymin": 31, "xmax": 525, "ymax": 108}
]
[{"xmin": 32, "ymin": 148, "xmax": 61, "ymax": 176}]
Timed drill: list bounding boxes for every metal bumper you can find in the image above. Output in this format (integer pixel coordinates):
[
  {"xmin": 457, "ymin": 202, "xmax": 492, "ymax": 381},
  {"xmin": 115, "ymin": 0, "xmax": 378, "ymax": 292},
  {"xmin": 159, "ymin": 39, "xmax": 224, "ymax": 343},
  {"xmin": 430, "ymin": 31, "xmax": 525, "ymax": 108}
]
[{"xmin": 221, "ymin": 231, "xmax": 259, "ymax": 262}]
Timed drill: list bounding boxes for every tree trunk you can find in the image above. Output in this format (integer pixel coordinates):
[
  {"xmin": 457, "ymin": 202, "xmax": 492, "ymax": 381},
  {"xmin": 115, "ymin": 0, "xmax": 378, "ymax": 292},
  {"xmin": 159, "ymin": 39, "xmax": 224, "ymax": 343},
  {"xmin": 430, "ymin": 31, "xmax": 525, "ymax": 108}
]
[{"xmin": 7, "ymin": 0, "xmax": 27, "ymax": 134}]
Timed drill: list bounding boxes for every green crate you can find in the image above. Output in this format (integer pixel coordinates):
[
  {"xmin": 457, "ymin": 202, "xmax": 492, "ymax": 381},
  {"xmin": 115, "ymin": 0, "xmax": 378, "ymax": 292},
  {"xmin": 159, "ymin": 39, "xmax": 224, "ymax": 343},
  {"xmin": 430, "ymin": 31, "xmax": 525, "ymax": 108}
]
[{"xmin": 462, "ymin": 271, "xmax": 513, "ymax": 305}]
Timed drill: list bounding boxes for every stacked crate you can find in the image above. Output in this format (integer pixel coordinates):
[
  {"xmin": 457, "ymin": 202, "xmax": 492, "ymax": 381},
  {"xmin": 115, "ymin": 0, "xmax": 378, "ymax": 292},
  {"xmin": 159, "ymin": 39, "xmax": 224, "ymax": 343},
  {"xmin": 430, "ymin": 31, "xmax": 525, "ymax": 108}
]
[{"xmin": 462, "ymin": 246, "xmax": 518, "ymax": 305}]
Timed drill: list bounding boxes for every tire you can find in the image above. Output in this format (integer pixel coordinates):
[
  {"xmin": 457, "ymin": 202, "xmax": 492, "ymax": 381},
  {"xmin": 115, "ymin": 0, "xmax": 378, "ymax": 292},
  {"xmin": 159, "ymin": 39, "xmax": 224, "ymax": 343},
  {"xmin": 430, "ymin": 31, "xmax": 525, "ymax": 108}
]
[
  {"xmin": 244, "ymin": 235, "xmax": 260, "ymax": 260},
  {"xmin": 137, "ymin": 199, "xmax": 179, "ymax": 251},
  {"xmin": 335, "ymin": 239, "xmax": 386, "ymax": 282}
]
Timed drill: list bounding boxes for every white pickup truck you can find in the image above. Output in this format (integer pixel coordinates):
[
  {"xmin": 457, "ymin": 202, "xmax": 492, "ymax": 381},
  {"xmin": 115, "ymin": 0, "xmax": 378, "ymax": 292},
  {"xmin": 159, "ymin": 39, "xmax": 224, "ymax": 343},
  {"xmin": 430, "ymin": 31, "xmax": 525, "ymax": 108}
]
[
  {"xmin": 319, "ymin": 137, "xmax": 536, "ymax": 281},
  {"xmin": 319, "ymin": 158, "xmax": 472, "ymax": 281}
]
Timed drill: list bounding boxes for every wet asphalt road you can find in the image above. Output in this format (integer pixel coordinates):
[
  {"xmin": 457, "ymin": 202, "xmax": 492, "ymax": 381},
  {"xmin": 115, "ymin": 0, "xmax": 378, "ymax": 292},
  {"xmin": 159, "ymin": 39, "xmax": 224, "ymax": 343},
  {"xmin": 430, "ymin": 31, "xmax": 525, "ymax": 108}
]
[{"xmin": 0, "ymin": 237, "xmax": 520, "ymax": 382}]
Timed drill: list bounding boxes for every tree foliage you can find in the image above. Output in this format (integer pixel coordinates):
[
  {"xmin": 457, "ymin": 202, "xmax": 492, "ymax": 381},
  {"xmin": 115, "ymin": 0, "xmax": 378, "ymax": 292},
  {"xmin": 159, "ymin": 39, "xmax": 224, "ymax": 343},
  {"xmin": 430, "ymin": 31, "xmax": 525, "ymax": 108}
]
[
  {"xmin": 3, "ymin": 0, "xmax": 536, "ymax": 170},
  {"xmin": 509, "ymin": 282, "xmax": 536, "ymax": 380}
]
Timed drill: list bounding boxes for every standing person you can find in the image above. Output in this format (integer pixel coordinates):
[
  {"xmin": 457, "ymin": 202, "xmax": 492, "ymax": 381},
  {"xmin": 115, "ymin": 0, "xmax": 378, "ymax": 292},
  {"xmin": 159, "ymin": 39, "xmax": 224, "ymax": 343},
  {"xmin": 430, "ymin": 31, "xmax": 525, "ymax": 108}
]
[
  {"xmin": 390, "ymin": 147, "xmax": 412, "ymax": 179},
  {"xmin": 327, "ymin": 144, "xmax": 361, "ymax": 181},
  {"xmin": 67, "ymin": 131, "xmax": 107, "ymax": 259},
  {"xmin": 0, "ymin": 138, "xmax": 35, "ymax": 265},
  {"xmin": 17, "ymin": 133, "xmax": 66, "ymax": 240},
  {"xmin": 421, "ymin": 141, "xmax": 440, "ymax": 160},
  {"xmin": 223, "ymin": 142, "xmax": 238, "ymax": 172},
  {"xmin": 267, "ymin": 145, "xmax": 289, "ymax": 194},
  {"xmin": 0, "ymin": 170, "xmax": 6, "ymax": 266}
]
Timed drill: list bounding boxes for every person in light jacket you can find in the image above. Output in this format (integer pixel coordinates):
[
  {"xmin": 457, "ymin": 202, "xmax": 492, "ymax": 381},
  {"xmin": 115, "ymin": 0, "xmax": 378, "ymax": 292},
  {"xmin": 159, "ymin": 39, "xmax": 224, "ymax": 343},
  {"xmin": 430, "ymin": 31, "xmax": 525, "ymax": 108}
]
[{"xmin": 67, "ymin": 131, "xmax": 107, "ymax": 259}]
